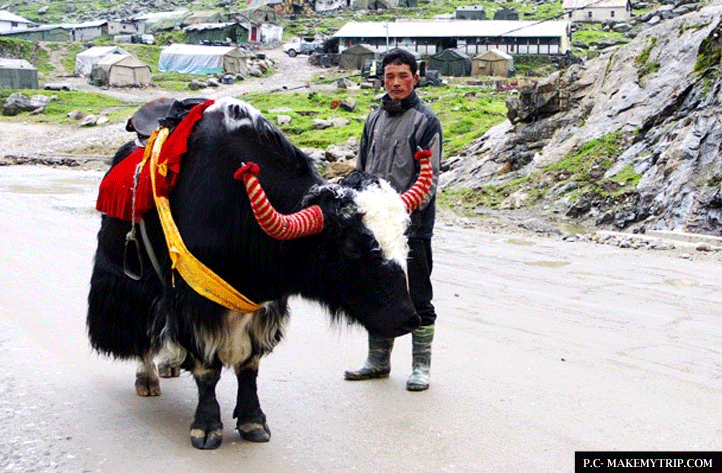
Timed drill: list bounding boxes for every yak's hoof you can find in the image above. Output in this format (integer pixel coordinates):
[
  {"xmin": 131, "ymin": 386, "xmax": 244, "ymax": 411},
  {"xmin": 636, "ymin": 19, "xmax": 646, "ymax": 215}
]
[
  {"xmin": 190, "ymin": 428, "xmax": 223, "ymax": 450},
  {"xmin": 135, "ymin": 373, "xmax": 160, "ymax": 396},
  {"xmin": 238, "ymin": 422, "xmax": 271, "ymax": 442},
  {"xmin": 158, "ymin": 362, "xmax": 181, "ymax": 378}
]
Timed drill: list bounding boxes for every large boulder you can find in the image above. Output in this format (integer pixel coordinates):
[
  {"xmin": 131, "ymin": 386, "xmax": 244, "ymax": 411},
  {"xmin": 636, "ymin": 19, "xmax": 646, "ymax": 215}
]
[{"xmin": 3, "ymin": 94, "xmax": 53, "ymax": 116}]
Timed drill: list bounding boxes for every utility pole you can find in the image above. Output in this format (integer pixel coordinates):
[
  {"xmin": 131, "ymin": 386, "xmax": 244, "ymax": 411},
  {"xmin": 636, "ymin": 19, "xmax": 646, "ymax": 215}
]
[{"xmin": 385, "ymin": 21, "xmax": 389, "ymax": 52}]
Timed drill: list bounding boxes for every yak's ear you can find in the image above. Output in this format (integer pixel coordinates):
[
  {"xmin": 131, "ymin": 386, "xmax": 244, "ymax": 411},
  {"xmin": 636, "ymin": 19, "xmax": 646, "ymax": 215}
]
[
  {"xmin": 304, "ymin": 184, "xmax": 358, "ymax": 218},
  {"xmin": 302, "ymin": 184, "xmax": 360, "ymax": 241},
  {"xmin": 339, "ymin": 171, "xmax": 380, "ymax": 191}
]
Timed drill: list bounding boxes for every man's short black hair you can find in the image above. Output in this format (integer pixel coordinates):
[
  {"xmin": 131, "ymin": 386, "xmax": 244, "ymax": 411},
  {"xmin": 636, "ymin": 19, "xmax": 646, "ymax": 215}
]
[{"xmin": 382, "ymin": 49, "xmax": 417, "ymax": 76}]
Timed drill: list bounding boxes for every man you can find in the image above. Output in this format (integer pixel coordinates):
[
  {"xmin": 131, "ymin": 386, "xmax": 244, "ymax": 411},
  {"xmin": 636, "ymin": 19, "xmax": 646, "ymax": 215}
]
[{"xmin": 344, "ymin": 49, "xmax": 442, "ymax": 391}]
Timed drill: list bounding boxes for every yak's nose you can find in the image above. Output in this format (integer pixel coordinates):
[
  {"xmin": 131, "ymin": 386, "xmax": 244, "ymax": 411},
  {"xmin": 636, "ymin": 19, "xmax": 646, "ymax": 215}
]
[{"xmin": 387, "ymin": 313, "xmax": 421, "ymax": 338}]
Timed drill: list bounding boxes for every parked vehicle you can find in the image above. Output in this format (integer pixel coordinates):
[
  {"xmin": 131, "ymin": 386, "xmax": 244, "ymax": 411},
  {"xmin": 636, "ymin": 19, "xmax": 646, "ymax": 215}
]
[{"xmin": 284, "ymin": 38, "xmax": 322, "ymax": 57}]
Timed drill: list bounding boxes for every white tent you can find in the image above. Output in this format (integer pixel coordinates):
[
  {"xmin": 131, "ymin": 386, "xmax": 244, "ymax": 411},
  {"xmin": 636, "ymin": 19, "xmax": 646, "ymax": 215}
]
[
  {"xmin": 158, "ymin": 44, "xmax": 247, "ymax": 75},
  {"xmin": 75, "ymin": 46, "xmax": 129, "ymax": 76},
  {"xmin": 472, "ymin": 49, "xmax": 513, "ymax": 77}
]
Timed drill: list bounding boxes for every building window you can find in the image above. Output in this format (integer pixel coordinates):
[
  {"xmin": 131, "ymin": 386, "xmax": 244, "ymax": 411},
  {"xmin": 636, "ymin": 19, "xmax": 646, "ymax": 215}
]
[
  {"xmin": 588, "ymin": 11, "xmax": 593, "ymax": 18},
  {"xmin": 611, "ymin": 10, "xmax": 615, "ymax": 17}
]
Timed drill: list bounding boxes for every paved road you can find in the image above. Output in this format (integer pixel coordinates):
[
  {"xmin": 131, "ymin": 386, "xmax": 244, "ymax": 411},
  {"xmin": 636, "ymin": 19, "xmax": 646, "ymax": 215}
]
[{"xmin": 1, "ymin": 164, "xmax": 720, "ymax": 472}]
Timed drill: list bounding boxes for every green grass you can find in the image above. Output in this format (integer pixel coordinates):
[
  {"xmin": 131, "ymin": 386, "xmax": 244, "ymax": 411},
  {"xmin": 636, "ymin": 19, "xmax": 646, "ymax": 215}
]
[
  {"xmin": 235, "ymin": 84, "xmax": 507, "ymax": 153},
  {"xmin": 694, "ymin": 31, "xmax": 722, "ymax": 75},
  {"xmin": 607, "ymin": 164, "xmax": 641, "ymax": 193},
  {"xmin": 636, "ymin": 36, "xmax": 659, "ymax": 78},
  {"xmin": 60, "ymin": 43, "xmax": 86, "ymax": 75},
  {"xmin": 240, "ymin": 88, "xmax": 369, "ymax": 149},
  {"xmin": 572, "ymin": 25, "xmax": 628, "ymax": 49},
  {"xmin": 421, "ymin": 88, "xmax": 507, "ymax": 156},
  {"xmin": 124, "ymin": 45, "xmax": 164, "ymax": 73},
  {"xmin": 438, "ymin": 131, "xmax": 636, "ymax": 213},
  {"xmin": 0, "ymin": 89, "xmax": 129, "ymax": 124},
  {"xmin": 151, "ymin": 72, "xmax": 208, "ymax": 91}
]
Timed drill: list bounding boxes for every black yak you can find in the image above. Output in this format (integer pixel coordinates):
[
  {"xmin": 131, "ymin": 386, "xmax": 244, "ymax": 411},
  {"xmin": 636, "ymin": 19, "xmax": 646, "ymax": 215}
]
[{"xmin": 87, "ymin": 97, "xmax": 433, "ymax": 449}]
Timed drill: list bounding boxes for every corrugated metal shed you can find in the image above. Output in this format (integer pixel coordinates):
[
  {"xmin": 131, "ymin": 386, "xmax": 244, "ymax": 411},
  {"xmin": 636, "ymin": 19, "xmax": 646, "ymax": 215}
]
[
  {"xmin": 0, "ymin": 10, "xmax": 33, "ymax": 25},
  {"xmin": 135, "ymin": 10, "xmax": 192, "ymax": 31},
  {"xmin": 0, "ymin": 24, "xmax": 71, "ymax": 41},
  {"xmin": 334, "ymin": 19, "xmax": 570, "ymax": 39},
  {"xmin": 184, "ymin": 22, "xmax": 249, "ymax": 44},
  {"xmin": 0, "ymin": 58, "xmax": 38, "ymax": 89}
]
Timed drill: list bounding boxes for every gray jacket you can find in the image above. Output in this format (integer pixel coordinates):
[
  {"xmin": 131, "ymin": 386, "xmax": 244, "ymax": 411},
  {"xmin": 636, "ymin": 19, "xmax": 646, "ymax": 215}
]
[{"xmin": 356, "ymin": 90, "xmax": 442, "ymax": 238}]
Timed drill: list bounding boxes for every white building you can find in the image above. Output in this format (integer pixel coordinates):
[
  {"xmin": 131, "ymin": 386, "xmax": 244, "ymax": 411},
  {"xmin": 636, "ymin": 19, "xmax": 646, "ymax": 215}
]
[
  {"xmin": 333, "ymin": 19, "xmax": 572, "ymax": 57},
  {"xmin": 0, "ymin": 10, "xmax": 33, "ymax": 33},
  {"xmin": 315, "ymin": 0, "xmax": 347, "ymax": 12},
  {"xmin": 562, "ymin": 0, "xmax": 632, "ymax": 23}
]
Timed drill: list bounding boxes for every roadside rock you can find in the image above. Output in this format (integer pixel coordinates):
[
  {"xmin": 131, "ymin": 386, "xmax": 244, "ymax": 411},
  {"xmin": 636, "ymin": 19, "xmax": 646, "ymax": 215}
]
[
  {"xmin": 3, "ymin": 93, "xmax": 53, "ymax": 116},
  {"xmin": 276, "ymin": 114, "xmax": 292, "ymax": 125}
]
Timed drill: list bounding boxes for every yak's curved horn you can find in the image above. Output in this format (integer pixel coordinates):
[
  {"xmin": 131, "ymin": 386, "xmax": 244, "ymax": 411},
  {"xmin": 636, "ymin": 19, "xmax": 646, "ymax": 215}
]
[
  {"xmin": 400, "ymin": 149, "xmax": 434, "ymax": 214},
  {"xmin": 234, "ymin": 162, "xmax": 324, "ymax": 240}
]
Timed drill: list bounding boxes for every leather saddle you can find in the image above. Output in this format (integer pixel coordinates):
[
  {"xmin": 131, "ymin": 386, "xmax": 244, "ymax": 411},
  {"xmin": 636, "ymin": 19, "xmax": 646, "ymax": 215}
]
[{"xmin": 126, "ymin": 97, "xmax": 208, "ymax": 143}]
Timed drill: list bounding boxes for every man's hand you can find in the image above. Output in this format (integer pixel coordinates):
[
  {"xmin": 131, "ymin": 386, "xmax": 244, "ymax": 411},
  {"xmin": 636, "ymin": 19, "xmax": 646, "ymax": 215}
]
[{"xmin": 414, "ymin": 148, "xmax": 432, "ymax": 161}]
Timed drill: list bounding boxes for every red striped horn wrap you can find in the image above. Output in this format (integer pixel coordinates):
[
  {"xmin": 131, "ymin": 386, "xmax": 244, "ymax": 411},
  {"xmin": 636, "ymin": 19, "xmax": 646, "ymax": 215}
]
[
  {"xmin": 234, "ymin": 162, "xmax": 324, "ymax": 240},
  {"xmin": 400, "ymin": 149, "xmax": 434, "ymax": 214}
]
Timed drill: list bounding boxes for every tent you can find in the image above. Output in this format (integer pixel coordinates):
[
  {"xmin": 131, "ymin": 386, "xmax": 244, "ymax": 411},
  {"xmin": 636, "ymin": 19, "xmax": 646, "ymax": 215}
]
[
  {"xmin": 472, "ymin": 49, "xmax": 513, "ymax": 77},
  {"xmin": 158, "ymin": 44, "xmax": 247, "ymax": 75},
  {"xmin": 90, "ymin": 54, "xmax": 152, "ymax": 87},
  {"xmin": 75, "ymin": 46, "xmax": 129, "ymax": 76},
  {"xmin": 184, "ymin": 22, "xmax": 248, "ymax": 45},
  {"xmin": 0, "ymin": 58, "xmax": 38, "ymax": 89},
  {"xmin": 427, "ymin": 49, "xmax": 471, "ymax": 77},
  {"xmin": 338, "ymin": 44, "xmax": 378, "ymax": 71},
  {"xmin": 136, "ymin": 10, "xmax": 191, "ymax": 32}
]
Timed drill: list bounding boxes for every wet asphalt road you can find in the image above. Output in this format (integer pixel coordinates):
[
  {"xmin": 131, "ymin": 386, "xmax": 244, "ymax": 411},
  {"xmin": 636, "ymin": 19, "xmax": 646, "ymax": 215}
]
[{"xmin": 1, "ymin": 164, "xmax": 720, "ymax": 472}]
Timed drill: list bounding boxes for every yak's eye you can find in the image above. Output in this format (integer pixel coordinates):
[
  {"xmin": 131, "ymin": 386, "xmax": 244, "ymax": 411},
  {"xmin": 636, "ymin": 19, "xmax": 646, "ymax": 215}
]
[{"xmin": 341, "ymin": 238, "xmax": 362, "ymax": 260}]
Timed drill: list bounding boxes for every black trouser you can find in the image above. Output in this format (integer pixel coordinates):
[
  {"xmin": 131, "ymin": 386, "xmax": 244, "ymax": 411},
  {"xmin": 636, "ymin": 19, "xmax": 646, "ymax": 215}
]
[{"xmin": 407, "ymin": 237, "xmax": 436, "ymax": 327}]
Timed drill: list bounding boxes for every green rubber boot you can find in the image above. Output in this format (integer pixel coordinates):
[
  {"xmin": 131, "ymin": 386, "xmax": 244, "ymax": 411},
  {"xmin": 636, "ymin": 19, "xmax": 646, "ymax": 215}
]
[
  {"xmin": 406, "ymin": 324, "xmax": 434, "ymax": 391},
  {"xmin": 344, "ymin": 334, "xmax": 394, "ymax": 380}
]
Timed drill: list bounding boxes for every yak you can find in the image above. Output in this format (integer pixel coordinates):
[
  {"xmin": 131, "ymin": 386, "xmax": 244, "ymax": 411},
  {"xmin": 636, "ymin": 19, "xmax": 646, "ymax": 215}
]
[{"xmin": 87, "ymin": 97, "xmax": 432, "ymax": 449}]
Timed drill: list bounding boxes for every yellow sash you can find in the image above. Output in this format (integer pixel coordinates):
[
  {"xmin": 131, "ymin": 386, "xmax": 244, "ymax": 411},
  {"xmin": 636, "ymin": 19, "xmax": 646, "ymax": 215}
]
[{"xmin": 146, "ymin": 127, "xmax": 263, "ymax": 314}]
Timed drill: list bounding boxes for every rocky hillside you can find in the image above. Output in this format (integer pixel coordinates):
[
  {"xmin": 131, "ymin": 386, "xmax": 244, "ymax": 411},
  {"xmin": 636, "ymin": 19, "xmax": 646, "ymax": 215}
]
[{"xmin": 441, "ymin": 2, "xmax": 722, "ymax": 236}]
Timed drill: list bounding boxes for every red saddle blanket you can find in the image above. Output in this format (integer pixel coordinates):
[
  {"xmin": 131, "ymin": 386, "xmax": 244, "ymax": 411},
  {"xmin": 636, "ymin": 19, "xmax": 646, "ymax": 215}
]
[{"xmin": 96, "ymin": 100, "xmax": 213, "ymax": 222}]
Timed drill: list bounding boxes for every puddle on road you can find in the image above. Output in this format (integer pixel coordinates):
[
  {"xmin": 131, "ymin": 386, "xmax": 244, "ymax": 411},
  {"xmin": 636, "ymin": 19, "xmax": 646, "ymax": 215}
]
[
  {"xmin": 4, "ymin": 184, "xmax": 79, "ymax": 195},
  {"xmin": 525, "ymin": 260, "xmax": 571, "ymax": 268},
  {"xmin": 1, "ymin": 167, "xmax": 102, "ymax": 215},
  {"xmin": 1, "ymin": 173, "xmax": 100, "ymax": 196},
  {"xmin": 664, "ymin": 278, "xmax": 697, "ymax": 287},
  {"xmin": 0, "ymin": 168, "xmax": 100, "ymax": 196},
  {"xmin": 53, "ymin": 205, "xmax": 98, "ymax": 216},
  {"xmin": 506, "ymin": 238, "xmax": 535, "ymax": 246},
  {"xmin": 560, "ymin": 223, "xmax": 590, "ymax": 235}
]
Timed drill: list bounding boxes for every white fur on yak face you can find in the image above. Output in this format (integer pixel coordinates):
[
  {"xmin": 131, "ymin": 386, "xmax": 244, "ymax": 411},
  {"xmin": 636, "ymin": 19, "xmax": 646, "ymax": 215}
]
[
  {"xmin": 207, "ymin": 97, "xmax": 263, "ymax": 131},
  {"xmin": 354, "ymin": 180, "xmax": 410, "ymax": 272}
]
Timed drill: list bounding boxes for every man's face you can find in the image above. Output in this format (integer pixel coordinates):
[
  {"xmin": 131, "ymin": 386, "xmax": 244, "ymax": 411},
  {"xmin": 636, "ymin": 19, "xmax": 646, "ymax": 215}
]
[{"xmin": 383, "ymin": 62, "xmax": 419, "ymax": 101}]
